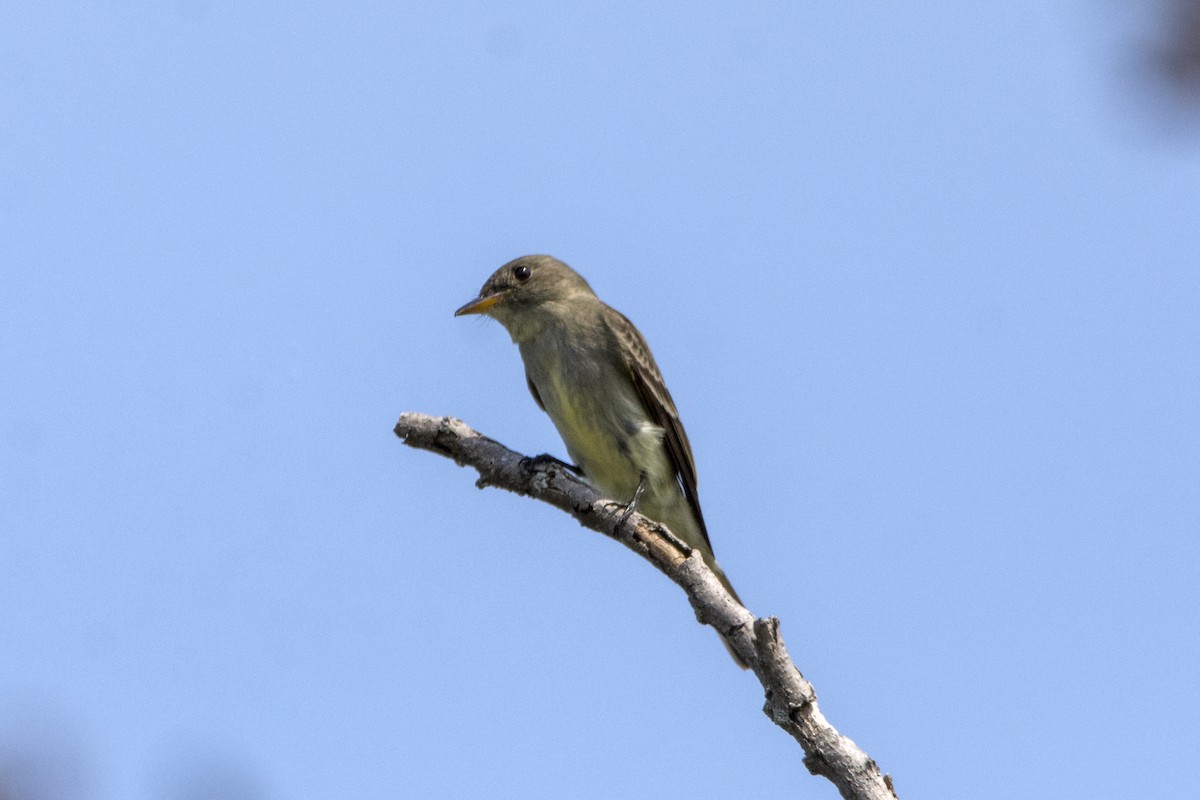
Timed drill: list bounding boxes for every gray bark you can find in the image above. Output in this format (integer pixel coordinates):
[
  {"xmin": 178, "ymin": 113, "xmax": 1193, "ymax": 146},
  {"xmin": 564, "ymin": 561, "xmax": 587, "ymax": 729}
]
[{"xmin": 394, "ymin": 411, "xmax": 899, "ymax": 800}]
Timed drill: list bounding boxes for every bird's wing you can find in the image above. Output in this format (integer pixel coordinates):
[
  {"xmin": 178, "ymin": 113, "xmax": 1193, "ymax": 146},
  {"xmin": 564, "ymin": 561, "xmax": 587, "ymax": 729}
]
[
  {"xmin": 525, "ymin": 371, "xmax": 546, "ymax": 411},
  {"xmin": 603, "ymin": 306, "xmax": 712, "ymax": 551}
]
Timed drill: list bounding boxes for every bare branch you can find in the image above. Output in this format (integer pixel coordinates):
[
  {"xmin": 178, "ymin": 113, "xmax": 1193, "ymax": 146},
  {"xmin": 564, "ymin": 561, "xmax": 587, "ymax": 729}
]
[{"xmin": 394, "ymin": 411, "xmax": 899, "ymax": 800}]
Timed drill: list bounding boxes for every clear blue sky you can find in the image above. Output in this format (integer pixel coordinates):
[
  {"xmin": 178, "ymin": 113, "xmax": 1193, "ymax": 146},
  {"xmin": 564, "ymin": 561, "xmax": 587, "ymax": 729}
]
[{"xmin": 2, "ymin": 3, "xmax": 1197, "ymax": 799}]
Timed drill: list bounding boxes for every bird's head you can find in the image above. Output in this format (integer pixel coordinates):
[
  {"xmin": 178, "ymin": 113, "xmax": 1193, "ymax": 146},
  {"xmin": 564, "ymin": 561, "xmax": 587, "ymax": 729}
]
[{"xmin": 455, "ymin": 255, "xmax": 595, "ymax": 338}]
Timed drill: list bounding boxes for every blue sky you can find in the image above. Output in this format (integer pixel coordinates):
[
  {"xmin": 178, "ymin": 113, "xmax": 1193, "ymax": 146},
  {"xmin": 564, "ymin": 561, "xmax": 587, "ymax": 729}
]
[{"xmin": 2, "ymin": 3, "xmax": 1198, "ymax": 799}]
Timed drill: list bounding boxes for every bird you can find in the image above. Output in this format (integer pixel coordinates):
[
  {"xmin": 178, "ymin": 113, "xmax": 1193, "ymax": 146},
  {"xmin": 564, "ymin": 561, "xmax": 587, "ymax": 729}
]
[{"xmin": 455, "ymin": 254, "xmax": 747, "ymax": 667}]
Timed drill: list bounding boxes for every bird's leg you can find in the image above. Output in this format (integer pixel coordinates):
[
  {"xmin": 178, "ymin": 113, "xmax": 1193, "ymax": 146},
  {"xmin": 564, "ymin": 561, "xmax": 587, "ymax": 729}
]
[
  {"xmin": 521, "ymin": 453, "xmax": 583, "ymax": 477},
  {"xmin": 617, "ymin": 474, "xmax": 647, "ymax": 529}
]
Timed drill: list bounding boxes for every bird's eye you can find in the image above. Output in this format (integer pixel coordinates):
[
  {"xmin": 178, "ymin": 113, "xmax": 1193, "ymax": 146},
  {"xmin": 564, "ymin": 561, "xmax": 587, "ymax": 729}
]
[{"xmin": 513, "ymin": 265, "xmax": 531, "ymax": 282}]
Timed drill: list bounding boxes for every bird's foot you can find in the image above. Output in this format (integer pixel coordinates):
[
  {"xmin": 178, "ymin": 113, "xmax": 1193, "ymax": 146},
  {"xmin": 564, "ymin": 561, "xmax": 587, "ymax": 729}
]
[
  {"xmin": 616, "ymin": 475, "xmax": 647, "ymax": 529},
  {"xmin": 521, "ymin": 453, "xmax": 583, "ymax": 476}
]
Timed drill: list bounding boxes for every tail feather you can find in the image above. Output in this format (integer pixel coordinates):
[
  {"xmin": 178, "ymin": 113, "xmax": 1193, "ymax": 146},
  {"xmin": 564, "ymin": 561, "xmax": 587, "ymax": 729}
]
[{"xmin": 708, "ymin": 559, "xmax": 750, "ymax": 670}]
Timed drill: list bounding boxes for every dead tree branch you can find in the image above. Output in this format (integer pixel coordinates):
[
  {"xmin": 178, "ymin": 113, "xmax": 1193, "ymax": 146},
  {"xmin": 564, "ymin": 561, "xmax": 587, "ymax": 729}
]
[{"xmin": 394, "ymin": 411, "xmax": 899, "ymax": 800}]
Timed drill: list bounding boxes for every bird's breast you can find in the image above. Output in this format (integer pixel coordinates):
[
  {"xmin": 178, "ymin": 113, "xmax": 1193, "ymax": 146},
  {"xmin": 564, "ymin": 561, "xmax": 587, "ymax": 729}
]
[{"xmin": 521, "ymin": 338, "xmax": 664, "ymax": 501}]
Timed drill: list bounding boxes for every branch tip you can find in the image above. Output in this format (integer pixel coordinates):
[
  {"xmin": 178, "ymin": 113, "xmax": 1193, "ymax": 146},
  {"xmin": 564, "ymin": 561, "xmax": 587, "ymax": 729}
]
[{"xmin": 394, "ymin": 411, "xmax": 898, "ymax": 800}]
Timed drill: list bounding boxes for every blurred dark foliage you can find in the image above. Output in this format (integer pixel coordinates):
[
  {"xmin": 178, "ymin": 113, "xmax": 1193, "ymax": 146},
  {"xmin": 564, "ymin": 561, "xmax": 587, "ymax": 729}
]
[
  {"xmin": 0, "ymin": 713, "xmax": 267, "ymax": 800},
  {"xmin": 0, "ymin": 730, "xmax": 87, "ymax": 800},
  {"xmin": 1148, "ymin": 0, "xmax": 1200, "ymax": 106}
]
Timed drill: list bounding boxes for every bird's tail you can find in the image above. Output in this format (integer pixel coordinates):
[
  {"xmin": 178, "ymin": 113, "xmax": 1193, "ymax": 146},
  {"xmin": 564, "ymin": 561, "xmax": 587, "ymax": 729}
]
[{"xmin": 708, "ymin": 558, "xmax": 750, "ymax": 670}]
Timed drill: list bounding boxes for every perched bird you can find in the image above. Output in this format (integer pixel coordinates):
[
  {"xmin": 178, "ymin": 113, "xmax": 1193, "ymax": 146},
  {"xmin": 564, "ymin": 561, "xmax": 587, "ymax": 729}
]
[{"xmin": 455, "ymin": 254, "xmax": 746, "ymax": 667}]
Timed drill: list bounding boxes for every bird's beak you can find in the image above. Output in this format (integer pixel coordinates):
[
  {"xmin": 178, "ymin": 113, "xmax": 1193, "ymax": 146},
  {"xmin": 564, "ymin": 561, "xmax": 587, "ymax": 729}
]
[{"xmin": 454, "ymin": 290, "xmax": 504, "ymax": 317}]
